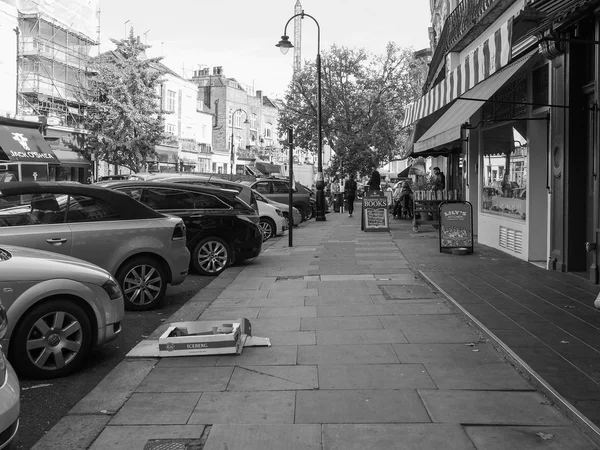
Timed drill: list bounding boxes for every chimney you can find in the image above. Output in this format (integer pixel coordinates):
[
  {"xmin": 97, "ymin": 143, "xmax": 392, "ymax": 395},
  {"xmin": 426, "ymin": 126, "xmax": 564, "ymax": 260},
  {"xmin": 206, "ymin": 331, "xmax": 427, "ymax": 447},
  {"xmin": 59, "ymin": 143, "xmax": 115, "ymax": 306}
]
[
  {"xmin": 213, "ymin": 66, "xmax": 223, "ymax": 76},
  {"xmin": 256, "ymin": 90, "xmax": 263, "ymax": 100}
]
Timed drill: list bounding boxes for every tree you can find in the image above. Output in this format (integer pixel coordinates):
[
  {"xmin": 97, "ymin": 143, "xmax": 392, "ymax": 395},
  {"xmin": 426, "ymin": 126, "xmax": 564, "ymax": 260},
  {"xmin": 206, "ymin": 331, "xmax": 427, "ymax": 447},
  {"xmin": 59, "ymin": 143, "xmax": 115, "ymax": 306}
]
[
  {"xmin": 278, "ymin": 43, "xmax": 428, "ymax": 178},
  {"xmin": 84, "ymin": 31, "xmax": 166, "ymax": 173}
]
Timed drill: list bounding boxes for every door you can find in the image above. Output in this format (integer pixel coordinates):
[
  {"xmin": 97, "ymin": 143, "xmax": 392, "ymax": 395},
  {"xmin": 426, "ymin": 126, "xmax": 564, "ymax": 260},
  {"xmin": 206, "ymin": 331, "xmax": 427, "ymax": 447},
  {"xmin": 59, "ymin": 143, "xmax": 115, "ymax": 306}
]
[
  {"xmin": 585, "ymin": 92, "xmax": 598, "ymax": 282},
  {"xmin": 270, "ymin": 180, "xmax": 291, "ymax": 205},
  {"xmin": 0, "ymin": 192, "xmax": 72, "ymax": 255}
]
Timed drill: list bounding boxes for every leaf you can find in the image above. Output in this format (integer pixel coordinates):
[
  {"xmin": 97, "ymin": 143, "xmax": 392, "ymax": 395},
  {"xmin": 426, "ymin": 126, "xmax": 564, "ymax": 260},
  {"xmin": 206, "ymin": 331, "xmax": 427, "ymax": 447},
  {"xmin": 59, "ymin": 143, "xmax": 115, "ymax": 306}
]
[{"xmin": 536, "ymin": 432, "xmax": 554, "ymax": 440}]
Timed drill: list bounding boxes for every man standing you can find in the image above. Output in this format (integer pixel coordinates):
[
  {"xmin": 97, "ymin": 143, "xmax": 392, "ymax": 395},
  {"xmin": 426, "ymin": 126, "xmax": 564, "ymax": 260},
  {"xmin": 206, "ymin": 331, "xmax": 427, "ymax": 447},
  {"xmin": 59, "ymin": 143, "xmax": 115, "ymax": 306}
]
[{"xmin": 344, "ymin": 174, "xmax": 357, "ymax": 217}]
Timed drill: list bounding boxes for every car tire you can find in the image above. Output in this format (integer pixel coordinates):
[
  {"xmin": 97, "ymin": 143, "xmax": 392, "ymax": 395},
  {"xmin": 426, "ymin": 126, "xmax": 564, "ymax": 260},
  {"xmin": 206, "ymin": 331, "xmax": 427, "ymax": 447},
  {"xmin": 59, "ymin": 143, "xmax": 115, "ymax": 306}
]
[
  {"xmin": 117, "ymin": 257, "xmax": 167, "ymax": 311},
  {"xmin": 259, "ymin": 217, "xmax": 276, "ymax": 241},
  {"xmin": 10, "ymin": 299, "xmax": 92, "ymax": 379},
  {"xmin": 295, "ymin": 206, "xmax": 306, "ymax": 223},
  {"xmin": 192, "ymin": 237, "xmax": 231, "ymax": 276}
]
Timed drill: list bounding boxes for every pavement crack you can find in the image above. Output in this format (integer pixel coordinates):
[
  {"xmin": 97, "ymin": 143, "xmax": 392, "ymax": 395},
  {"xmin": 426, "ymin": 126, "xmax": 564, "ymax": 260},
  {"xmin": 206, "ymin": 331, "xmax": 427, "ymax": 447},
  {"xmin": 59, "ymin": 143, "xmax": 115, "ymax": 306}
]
[{"xmin": 238, "ymin": 366, "xmax": 316, "ymax": 389}]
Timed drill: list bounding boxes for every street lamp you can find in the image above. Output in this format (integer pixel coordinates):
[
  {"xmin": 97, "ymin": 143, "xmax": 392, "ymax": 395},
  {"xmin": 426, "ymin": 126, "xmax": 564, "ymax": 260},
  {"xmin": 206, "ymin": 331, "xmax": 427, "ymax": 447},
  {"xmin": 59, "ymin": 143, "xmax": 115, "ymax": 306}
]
[
  {"xmin": 276, "ymin": 10, "xmax": 326, "ymax": 221},
  {"xmin": 230, "ymin": 108, "xmax": 249, "ymax": 175}
]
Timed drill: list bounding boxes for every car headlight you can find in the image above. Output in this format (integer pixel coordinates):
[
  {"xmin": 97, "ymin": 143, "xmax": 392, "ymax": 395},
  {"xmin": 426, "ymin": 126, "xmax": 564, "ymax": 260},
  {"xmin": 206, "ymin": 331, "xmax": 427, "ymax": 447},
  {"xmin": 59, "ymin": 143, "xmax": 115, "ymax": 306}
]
[
  {"xmin": 102, "ymin": 277, "xmax": 122, "ymax": 300},
  {"xmin": 275, "ymin": 209, "xmax": 283, "ymax": 216}
]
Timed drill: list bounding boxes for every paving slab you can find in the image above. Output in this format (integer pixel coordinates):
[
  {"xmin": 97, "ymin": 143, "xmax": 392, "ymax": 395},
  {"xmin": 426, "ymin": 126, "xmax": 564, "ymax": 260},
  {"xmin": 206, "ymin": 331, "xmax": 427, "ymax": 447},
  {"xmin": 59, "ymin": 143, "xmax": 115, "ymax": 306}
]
[
  {"xmin": 198, "ymin": 307, "xmax": 260, "ymax": 320},
  {"xmin": 216, "ymin": 346, "xmax": 297, "ymax": 366},
  {"xmin": 379, "ymin": 315, "xmax": 477, "ymax": 343},
  {"xmin": 322, "ymin": 424, "xmax": 477, "ymax": 450},
  {"xmin": 304, "ymin": 294, "xmax": 375, "ymax": 305},
  {"xmin": 249, "ymin": 297, "xmax": 307, "ymax": 307},
  {"xmin": 386, "ymin": 300, "xmax": 453, "ymax": 315},
  {"xmin": 298, "ymin": 344, "xmax": 399, "ymax": 365},
  {"xmin": 392, "ymin": 343, "xmax": 505, "ymax": 365},
  {"xmin": 301, "ymin": 316, "xmax": 383, "ymax": 331},
  {"xmin": 295, "ymin": 390, "xmax": 430, "ymax": 423},
  {"xmin": 204, "ymin": 424, "xmax": 322, "ymax": 450},
  {"xmin": 258, "ymin": 306, "xmax": 317, "ymax": 318},
  {"xmin": 188, "ymin": 391, "xmax": 295, "ymax": 424},
  {"xmin": 315, "ymin": 304, "xmax": 392, "ymax": 317},
  {"xmin": 227, "ymin": 365, "xmax": 318, "ymax": 390},
  {"xmin": 89, "ymin": 425, "xmax": 205, "ymax": 450},
  {"xmin": 463, "ymin": 425, "xmax": 597, "ymax": 449},
  {"xmin": 216, "ymin": 290, "xmax": 270, "ymax": 299},
  {"xmin": 318, "ymin": 363, "xmax": 436, "ymax": 390},
  {"xmin": 250, "ymin": 317, "xmax": 301, "ymax": 332},
  {"xmin": 425, "ymin": 362, "xmax": 534, "ymax": 390},
  {"xmin": 135, "ymin": 366, "xmax": 234, "ymax": 392},
  {"xmin": 30, "ymin": 414, "xmax": 112, "ymax": 450},
  {"xmin": 110, "ymin": 393, "xmax": 202, "ymax": 425},
  {"xmin": 381, "ymin": 285, "xmax": 440, "ymax": 299},
  {"xmin": 420, "ymin": 390, "xmax": 571, "ymax": 425},
  {"xmin": 210, "ymin": 298, "xmax": 254, "ymax": 307},
  {"xmin": 155, "ymin": 355, "xmax": 219, "ymax": 368},
  {"xmin": 259, "ymin": 331, "xmax": 316, "ymax": 346},
  {"xmin": 316, "ymin": 329, "xmax": 408, "ymax": 345},
  {"xmin": 267, "ymin": 288, "xmax": 318, "ymax": 297}
]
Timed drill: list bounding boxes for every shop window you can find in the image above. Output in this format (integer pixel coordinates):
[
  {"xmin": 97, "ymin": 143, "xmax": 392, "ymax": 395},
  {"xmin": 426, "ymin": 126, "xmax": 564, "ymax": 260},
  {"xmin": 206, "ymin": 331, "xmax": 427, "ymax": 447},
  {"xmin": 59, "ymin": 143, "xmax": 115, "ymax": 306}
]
[{"xmin": 481, "ymin": 126, "xmax": 527, "ymax": 221}]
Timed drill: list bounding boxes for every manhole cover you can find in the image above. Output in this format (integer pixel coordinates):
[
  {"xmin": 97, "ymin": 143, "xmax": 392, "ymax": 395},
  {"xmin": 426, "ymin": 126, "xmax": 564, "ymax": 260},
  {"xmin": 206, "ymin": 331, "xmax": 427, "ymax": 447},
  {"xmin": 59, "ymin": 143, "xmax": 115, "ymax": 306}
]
[{"xmin": 144, "ymin": 439, "xmax": 203, "ymax": 450}]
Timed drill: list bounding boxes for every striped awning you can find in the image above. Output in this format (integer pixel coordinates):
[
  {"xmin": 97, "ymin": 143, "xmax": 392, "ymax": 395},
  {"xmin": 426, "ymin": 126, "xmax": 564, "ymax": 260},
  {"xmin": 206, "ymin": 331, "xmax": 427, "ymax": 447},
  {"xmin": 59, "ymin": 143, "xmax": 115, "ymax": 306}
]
[{"xmin": 403, "ymin": 17, "xmax": 514, "ymax": 127}]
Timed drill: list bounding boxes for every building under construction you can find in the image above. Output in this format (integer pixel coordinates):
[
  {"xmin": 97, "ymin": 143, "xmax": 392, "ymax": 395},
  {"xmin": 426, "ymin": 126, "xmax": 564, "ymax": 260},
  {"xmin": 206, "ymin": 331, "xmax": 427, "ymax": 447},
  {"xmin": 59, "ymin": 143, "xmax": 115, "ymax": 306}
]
[{"xmin": 16, "ymin": 0, "xmax": 98, "ymax": 129}]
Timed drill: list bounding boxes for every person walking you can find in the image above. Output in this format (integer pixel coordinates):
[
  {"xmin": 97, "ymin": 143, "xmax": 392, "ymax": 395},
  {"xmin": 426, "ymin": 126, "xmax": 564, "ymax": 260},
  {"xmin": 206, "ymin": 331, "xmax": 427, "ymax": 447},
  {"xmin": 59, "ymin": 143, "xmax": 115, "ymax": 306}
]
[
  {"xmin": 344, "ymin": 174, "xmax": 357, "ymax": 217},
  {"xmin": 368, "ymin": 170, "xmax": 381, "ymax": 192}
]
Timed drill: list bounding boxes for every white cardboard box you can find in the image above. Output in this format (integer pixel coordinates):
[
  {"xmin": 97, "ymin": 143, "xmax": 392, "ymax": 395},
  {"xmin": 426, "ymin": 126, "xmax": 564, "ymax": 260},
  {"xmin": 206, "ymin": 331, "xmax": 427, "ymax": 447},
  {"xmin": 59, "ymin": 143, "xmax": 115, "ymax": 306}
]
[{"xmin": 158, "ymin": 321, "xmax": 244, "ymax": 357}]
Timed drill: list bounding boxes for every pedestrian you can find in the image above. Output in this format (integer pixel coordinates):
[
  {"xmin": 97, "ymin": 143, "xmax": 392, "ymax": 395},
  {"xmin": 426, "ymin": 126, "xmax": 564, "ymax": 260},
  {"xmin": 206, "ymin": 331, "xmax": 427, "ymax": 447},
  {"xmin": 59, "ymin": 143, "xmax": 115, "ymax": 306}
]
[
  {"xmin": 368, "ymin": 170, "xmax": 381, "ymax": 191},
  {"xmin": 344, "ymin": 174, "xmax": 357, "ymax": 217},
  {"xmin": 432, "ymin": 167, "xmax": 446, "ymax": 191}
]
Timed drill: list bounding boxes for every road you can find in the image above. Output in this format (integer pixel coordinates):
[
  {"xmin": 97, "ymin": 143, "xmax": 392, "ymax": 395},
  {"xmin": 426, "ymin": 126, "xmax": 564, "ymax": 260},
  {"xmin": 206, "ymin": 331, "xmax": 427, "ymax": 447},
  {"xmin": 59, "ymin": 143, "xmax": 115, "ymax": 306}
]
[{"xmin": 16, "ymin": 273, "xmax": 215, "ymax": 450}]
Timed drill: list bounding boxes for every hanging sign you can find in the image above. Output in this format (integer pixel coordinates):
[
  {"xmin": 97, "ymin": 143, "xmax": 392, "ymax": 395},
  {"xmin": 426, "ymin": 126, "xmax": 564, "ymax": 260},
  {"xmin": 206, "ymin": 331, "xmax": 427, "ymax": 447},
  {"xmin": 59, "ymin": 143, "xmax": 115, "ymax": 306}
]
[{"xmin": 439, "ymin": 201, "xmax": 474, "ymax": 253}]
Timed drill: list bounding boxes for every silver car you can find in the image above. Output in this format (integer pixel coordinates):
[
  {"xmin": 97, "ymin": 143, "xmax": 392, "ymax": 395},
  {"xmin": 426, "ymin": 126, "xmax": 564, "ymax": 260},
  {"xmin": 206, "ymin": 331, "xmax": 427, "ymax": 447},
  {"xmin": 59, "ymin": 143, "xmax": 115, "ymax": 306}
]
[
  {"xmin": 0, "ymin": 182, "xmax": 190, "ymax": 311},
  {"xmin": 0, "ymin": 245, "xmax": 125, "ymax": 379},
  {"xmin": 252, "ymin": 189, "xmax": 302, "ymax": 227},
  {"xmin": 0, "ymin": 300, "xmax": 19, "ymax": 450}
]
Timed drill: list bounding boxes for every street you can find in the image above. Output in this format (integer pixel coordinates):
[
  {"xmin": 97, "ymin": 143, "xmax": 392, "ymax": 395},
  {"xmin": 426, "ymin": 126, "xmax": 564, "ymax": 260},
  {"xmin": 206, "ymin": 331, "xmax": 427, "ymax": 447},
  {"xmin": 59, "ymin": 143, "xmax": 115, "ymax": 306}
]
[{"xmin": 15, "ymin": 273, "xmax": 215, "ymax": 450}]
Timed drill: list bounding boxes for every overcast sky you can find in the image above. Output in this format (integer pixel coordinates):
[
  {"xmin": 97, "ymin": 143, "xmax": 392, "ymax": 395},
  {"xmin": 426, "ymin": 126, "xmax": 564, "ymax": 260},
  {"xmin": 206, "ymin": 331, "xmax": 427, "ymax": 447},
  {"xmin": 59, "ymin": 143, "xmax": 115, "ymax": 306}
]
[{"xmin": 98, "ymin": 0, "xmax": 432, "ymax": 98}]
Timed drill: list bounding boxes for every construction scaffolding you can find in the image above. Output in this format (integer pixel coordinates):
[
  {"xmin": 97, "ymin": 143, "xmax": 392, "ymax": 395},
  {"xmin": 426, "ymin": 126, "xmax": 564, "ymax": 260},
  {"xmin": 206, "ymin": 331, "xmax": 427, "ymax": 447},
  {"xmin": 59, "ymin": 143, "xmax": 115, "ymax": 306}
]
[{"xmin": 16, "ymin": 0, "xmax": 99, "ymax": 129}]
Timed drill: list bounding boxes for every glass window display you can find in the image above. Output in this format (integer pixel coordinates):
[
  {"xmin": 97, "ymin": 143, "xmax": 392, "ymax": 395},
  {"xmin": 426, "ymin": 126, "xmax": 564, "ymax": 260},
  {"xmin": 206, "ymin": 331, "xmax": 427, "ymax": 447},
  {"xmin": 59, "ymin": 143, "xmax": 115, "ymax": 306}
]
[{"xmin": 481, "ymin": 126, "xmax": 527, "ymax": 221}]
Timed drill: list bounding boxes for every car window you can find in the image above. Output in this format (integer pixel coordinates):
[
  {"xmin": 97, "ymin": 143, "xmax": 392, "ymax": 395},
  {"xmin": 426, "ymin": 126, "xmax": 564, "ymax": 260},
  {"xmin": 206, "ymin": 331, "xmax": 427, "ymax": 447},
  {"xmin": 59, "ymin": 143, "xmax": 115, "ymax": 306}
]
[
  {"xmin": 188, "ymin": 192, "xmax": 230, "ymax": 209},
  {"xmin": 253, "ymin": 190, "xmax": 267, "ymax": 202},
  {"xmin": 254, "ymin": 182, "xmax": 270, "ymax": 194},
  {"xmin": 0, "ymin": 193, "xmax": 67, "ymax": 226},
  {"xmin": 142, "ymin": 187, "xmax": 195, "ymax": 210},
  {"xmin": 272, "ymin": 181, "xmax": 289, "ymax": 193},
  {"xmin": 115, "ymin": 186, "xmax": 143, "ymax": 201},
  {"xmin": 66, "ymin": 195, "xmax": 120, "ymax": 222}
]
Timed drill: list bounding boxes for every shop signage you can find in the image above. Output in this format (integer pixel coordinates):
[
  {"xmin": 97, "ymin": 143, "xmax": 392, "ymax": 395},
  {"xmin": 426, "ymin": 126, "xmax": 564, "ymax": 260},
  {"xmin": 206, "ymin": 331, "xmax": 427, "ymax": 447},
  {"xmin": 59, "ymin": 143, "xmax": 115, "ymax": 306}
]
[
  {"xmin": 439, "ymin": 201, "xmax": 474, "ymax": 253},
  {"xmin": 362, "ymin": 190, "xmax": 389, "ymax": 232}
]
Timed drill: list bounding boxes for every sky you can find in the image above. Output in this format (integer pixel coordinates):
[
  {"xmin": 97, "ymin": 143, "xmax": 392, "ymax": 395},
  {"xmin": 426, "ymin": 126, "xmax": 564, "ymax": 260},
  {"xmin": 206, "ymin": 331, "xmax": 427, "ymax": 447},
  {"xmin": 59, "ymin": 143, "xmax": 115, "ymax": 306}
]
[{"xmin": 97, "ymin": 0, "xmax": 432, "ymax": 98}]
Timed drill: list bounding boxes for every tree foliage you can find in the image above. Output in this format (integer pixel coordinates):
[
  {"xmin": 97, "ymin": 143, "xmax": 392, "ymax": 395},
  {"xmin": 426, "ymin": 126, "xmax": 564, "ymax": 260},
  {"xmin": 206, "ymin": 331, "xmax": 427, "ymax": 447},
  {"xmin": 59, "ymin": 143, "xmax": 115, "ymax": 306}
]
[
  {"xmin": 84, "ymin": 31, "xmax": 166, "ymax": 172},
  {"xmin": 278, "ymin": 43, "xmax": 428, "ymax": 178}
]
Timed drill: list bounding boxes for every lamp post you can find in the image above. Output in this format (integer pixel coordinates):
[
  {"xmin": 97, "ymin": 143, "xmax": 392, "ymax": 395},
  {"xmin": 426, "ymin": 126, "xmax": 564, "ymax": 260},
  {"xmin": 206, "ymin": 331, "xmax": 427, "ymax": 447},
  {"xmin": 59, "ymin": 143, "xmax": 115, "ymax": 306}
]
[
  {"xmin": 230, "ymin": 108, "xmax": 248, "ymax": 176},
  {"xmin": 276, "ymin": 10, "xmax": 326, "ymax": 221}
]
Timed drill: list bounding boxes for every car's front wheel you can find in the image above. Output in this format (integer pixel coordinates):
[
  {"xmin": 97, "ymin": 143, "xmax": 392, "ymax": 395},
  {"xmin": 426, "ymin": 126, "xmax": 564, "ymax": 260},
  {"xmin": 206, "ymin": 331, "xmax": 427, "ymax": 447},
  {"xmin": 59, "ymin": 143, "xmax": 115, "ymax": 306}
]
[
  {"xmin": 295, "ymin": 206, "xmax": 306, "ymax": 223},
  {"xmin": 259, "ymin": 217, "xmax": 276, "ymax": 240},
  {"xmin": 10, "ymin": 299, "xmax": 92, "ymax": 379},
  {"xmin": 192, "ymin": 237, "xmax": 231, "ymax": 276},
  {"xmin": 117, "ymin": 257, "xmax": 167, "ymax": 311}
]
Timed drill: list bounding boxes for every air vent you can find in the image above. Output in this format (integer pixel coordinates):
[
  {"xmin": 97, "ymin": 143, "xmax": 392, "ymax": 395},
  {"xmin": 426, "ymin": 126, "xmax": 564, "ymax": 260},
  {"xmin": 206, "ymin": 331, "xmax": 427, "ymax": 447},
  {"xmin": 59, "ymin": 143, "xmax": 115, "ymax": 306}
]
[{"xmin": 499, "ymin": 226, "xmax": 523, "ymax": 254}]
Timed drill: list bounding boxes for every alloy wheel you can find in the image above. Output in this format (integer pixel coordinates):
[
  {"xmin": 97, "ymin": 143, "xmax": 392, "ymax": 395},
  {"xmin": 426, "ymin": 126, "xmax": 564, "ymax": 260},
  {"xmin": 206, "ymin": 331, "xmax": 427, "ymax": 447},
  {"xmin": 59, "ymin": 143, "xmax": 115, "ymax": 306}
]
[
  {"xmin": 25, "ymin": 311, "xmax": 83, "ymax": 371},
  {"xmin": 259, "ymin": 220, "xmax": 274, "ymax": 240},
  {"xmin": 122, "ymin": 264, "xmax": 163, "ymax": 307},
  {"xmin": 197, "ymin": 240, "xmax": 229, "ymax": 274}
]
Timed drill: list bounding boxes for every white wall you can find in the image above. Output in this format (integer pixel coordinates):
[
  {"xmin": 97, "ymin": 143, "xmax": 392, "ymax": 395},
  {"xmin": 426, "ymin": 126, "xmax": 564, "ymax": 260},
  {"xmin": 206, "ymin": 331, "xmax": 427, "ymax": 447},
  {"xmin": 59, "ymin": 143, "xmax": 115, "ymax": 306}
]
[{"xmin": 0, "ymin": 1, "xmax": 17, "ymax": 117}]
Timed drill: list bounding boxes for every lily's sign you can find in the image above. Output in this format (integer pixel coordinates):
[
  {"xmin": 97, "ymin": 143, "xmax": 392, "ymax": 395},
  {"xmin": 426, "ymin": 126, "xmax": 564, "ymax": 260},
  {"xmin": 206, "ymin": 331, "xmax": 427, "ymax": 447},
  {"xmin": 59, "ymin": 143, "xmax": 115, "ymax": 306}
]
[{"xmin": 439, "ymin": 201, "xmax": 474, "ymax": 253}]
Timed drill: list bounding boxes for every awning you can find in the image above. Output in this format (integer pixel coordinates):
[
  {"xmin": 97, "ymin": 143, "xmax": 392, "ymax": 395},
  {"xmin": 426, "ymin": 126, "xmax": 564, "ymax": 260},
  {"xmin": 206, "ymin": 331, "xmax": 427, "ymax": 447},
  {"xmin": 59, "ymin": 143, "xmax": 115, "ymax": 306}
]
[
  {"xmin": 51, "ymin": 149, "xmax": 91, "ymax": 167},
  {"xmin": 0, "ymin": 124, "xmax": 58, "ymax": 163},
  {"xmin": 398, "ymin": 165, "xmax": 411, "ymax": 178},
  {"xmin": 414, "ymin": 51, "xmax": 537, "ymax": 154}
]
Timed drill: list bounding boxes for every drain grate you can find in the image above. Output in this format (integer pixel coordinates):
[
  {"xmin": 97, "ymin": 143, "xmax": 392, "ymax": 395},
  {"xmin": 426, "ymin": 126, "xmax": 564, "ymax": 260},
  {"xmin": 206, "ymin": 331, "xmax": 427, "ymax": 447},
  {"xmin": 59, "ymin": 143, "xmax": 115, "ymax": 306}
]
[
  {"xmin": 276, "ymin": 275, "xmax": 305, "ymax": 281},
  {"xmin": 143, "ymin": 439, "xmax": 203, "ymax": 450}
]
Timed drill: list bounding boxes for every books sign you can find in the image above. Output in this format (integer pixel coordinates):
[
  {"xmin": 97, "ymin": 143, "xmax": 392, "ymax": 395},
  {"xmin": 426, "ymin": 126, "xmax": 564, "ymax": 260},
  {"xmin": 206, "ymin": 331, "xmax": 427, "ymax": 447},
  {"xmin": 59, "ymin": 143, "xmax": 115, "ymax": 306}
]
[{"xmin": 362, "ymin": 191, "xmax": 389, "ymax": 232}]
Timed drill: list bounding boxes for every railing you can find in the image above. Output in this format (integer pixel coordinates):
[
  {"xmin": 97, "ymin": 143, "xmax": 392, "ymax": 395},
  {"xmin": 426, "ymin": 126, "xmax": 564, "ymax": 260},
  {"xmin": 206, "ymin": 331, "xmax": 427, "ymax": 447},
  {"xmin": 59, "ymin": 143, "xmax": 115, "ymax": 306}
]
[{"xmin": 426, "ymin": 0, "xmax": 496, "ymax": 89}]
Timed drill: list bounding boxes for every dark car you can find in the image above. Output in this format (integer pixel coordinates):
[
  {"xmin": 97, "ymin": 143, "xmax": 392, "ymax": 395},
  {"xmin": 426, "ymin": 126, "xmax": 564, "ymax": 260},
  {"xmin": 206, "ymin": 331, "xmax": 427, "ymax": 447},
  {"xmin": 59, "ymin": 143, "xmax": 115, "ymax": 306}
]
[
  {"xmin": 129, "ymin": 173, "xmax": 259, "ymax": 213},
  {"xmin": 250, "ymin": 177, "xmax": 311, "ymax": 222},
  {"xmin": 98, "ymin": 180, "xmax": 263, "ymax": 276},
  {"xmin": 97, "ymin": 175, "xmax": 129, "ymax": 181}
]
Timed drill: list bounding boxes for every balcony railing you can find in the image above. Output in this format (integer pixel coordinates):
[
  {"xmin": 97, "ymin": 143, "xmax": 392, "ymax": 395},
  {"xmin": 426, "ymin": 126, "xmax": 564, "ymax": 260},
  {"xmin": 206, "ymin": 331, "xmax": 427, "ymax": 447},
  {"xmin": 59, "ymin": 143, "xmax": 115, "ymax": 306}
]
[{"xmin": 426, "ymin": 0, "xmax": 498, "ymax": 89}]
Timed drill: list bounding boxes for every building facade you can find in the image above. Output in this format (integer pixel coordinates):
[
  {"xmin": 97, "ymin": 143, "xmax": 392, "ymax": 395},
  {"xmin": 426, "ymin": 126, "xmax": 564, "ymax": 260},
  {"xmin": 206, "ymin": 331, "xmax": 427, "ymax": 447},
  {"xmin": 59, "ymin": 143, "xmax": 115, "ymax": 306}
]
[{"xmin": 403, "ymin": 0, "xmax": 600, "ymax": 281}]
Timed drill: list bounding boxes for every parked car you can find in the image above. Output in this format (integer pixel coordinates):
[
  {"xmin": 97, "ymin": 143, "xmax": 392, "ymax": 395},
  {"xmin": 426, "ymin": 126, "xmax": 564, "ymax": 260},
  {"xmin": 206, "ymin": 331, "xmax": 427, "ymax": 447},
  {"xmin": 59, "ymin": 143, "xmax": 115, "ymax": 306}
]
[
  {"xmin": 0, "ymin": 245, "xmax": 124, "ymax": 379},
  {"xmin": 129, "ymin": 173, "xmax": 259, "ymax": 213},
  {"xmin": 97, "ymin": 175, "xmax": 129, "ymax": 182},
  {"xmin": 98, "ymin": 181, "xmax": 263, "ymax": 276},
  {"xmin": 250, "ymin": 177, "xmax": 311, "ymax": 222},
  {"xmin": 252, "ymin": 189, "xmax": 302, "ymax": 228},
  {"xmin": 256, "ymin": 201, "xmax": 287, "ymax": 241},
  {"xmin": 0, "ymin": 298, "xmax": 19, "ymax": 448},
  {"xmin": 0, "ymin": 182, "xmax": 190, "ymax": 311}
]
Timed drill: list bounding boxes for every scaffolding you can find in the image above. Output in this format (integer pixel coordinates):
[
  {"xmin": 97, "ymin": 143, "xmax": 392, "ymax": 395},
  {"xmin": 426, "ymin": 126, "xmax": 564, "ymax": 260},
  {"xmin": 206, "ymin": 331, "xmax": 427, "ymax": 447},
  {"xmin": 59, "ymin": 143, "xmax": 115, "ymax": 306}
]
[{"xmin": 16, "ymin": 0, "xmax": 98, "ymax": 129}]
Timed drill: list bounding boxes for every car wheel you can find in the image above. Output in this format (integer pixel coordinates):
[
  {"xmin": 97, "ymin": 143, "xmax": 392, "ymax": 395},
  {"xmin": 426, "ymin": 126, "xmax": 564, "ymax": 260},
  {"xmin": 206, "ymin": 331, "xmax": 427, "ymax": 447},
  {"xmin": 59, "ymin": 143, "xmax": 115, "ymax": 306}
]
[
  {"xmin": 10, "ymin": 299, "xmax": 92, "ymax": 379},
  {"xmin": 295, "ymin": 206, "xmax": 306, "ymax": 223},
  {"xmin": 192, "ymin": 237, "xmax": 231, "ymax": 276},
  {"xmin": 117, "ymin": 257, "xmax": 167, "ymax": 311},
  {"xmin": 308, "ymin": 204, "xmax": 316, "ymax": 220},
  {"xmin": 259, "ymin": 217, "xmax": 276, "ymax": 241}
]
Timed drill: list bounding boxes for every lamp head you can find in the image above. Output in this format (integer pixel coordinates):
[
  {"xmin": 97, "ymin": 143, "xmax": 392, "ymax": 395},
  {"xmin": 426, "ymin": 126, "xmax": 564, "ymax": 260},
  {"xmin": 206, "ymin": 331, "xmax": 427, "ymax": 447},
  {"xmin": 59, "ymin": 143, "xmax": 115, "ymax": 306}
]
[{"xmin": 276, "ymin": 35, "xmax": 294, "ymax": 55}]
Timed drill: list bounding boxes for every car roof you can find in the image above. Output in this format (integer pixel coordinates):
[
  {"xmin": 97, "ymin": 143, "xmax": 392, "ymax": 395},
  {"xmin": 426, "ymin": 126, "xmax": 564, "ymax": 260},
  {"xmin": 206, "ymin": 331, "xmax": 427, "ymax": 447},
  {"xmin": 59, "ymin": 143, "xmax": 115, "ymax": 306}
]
[
  {"xmin": 0, "ymin": 181, "xmax": 164, "ymax": 219},
  {"xmin": 97, "ymin": 180, "xmax": 240, "ymax": 197}
]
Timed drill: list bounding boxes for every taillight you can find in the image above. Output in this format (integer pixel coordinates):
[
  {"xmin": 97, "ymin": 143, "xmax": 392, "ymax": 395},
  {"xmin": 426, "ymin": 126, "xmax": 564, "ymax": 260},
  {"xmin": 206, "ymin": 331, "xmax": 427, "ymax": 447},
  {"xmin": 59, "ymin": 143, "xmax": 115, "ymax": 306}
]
[{"xmin": 172, "ymin": 221, "xmax": 186, "ymax": 240}]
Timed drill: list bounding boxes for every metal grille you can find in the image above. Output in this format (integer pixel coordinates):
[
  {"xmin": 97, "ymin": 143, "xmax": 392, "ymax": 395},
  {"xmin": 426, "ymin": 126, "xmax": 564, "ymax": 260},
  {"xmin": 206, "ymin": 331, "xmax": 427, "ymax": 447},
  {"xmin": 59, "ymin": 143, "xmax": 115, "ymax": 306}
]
[
  {"xmin": 143, "ymin": 439, "xmax": 204, "ymax": 450},
  {"xmin": 499, "ymin": 226, "xmax": 523, "ymax": 254}
]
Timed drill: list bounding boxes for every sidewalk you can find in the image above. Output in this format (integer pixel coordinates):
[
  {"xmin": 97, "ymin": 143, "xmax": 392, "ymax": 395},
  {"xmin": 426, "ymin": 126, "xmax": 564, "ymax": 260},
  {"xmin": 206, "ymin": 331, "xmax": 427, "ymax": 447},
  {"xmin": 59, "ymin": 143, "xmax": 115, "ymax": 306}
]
[{"xmin": 33, "ymin": 209, "xmax": 599, "ymax": 449}]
